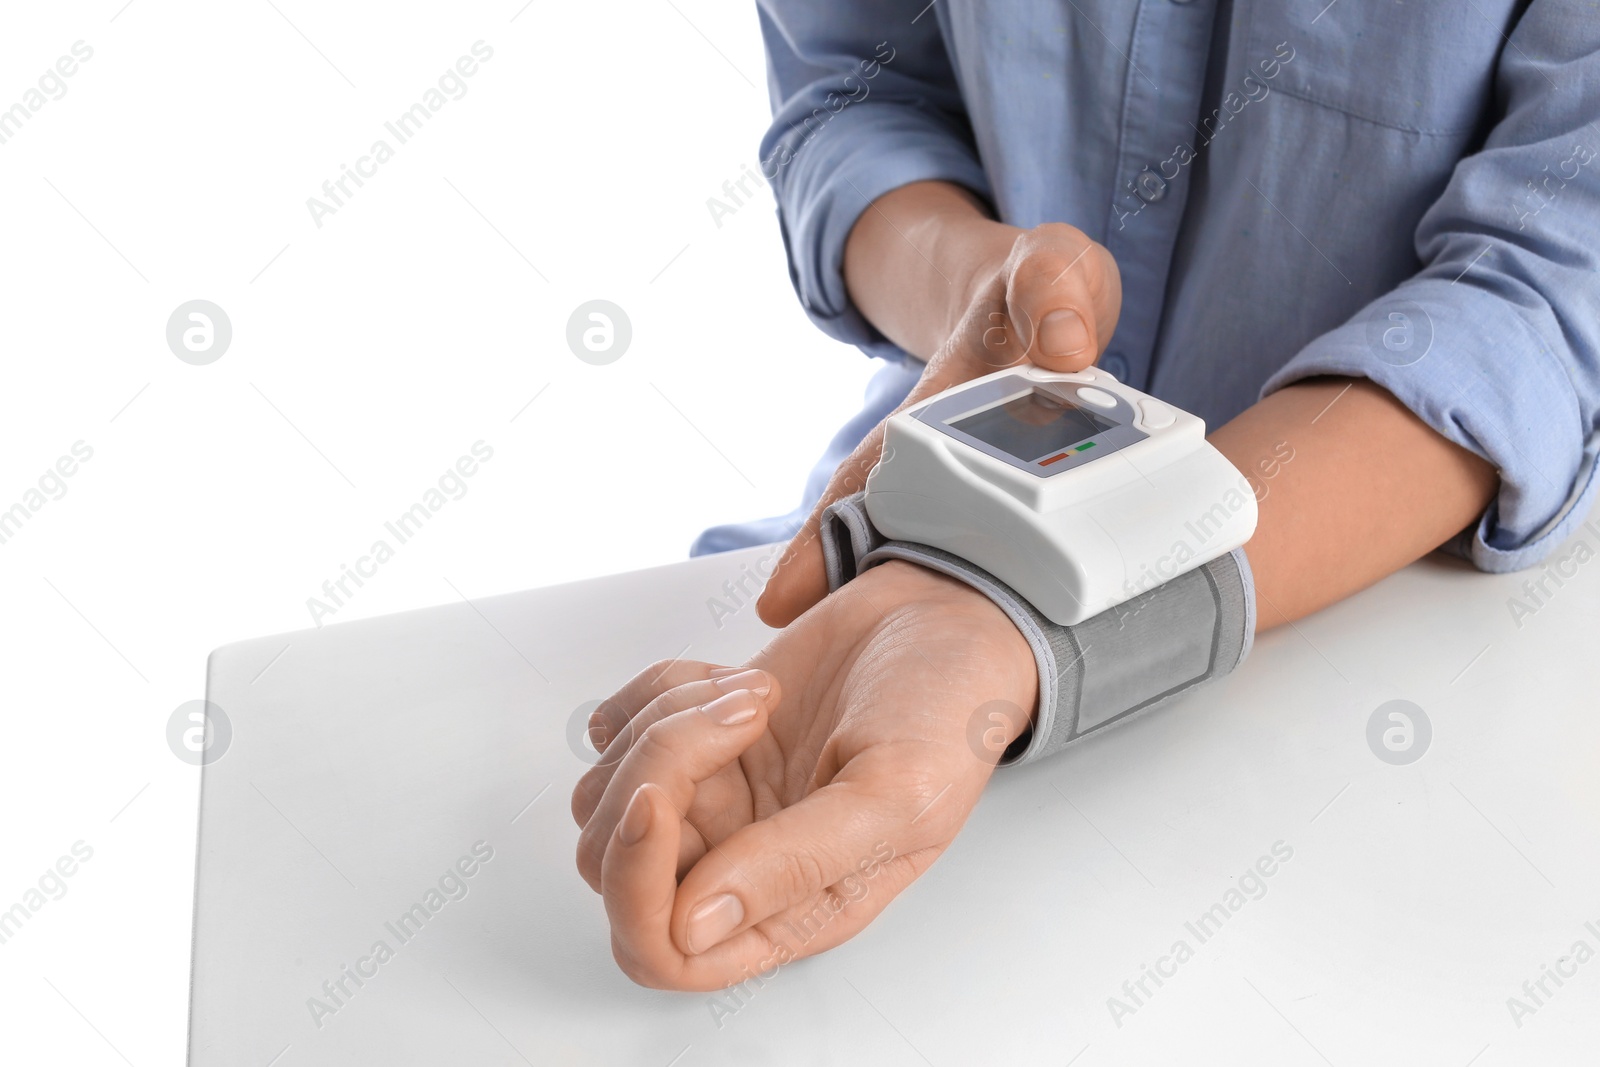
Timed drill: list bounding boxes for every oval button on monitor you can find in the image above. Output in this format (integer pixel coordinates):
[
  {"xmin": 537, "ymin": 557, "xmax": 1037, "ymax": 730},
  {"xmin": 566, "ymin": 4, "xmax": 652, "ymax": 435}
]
[
  {"xmin": 1138, "ymin": 397, "xmax": 1176, "ymax": 429},
  {"xmin": 1075, "ymin": 386, "xmax": 1117, "ymax": 409}
]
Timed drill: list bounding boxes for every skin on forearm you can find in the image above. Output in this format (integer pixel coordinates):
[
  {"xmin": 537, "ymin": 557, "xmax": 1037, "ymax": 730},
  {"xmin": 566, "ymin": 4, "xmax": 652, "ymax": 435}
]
[
  {"xmin": 1209, "ymin": 378, "xmax": 1498, "ymax": 632},
  {"xmin": 842, "ymin": 181, "xmax": 1016, "ymax": 360}
]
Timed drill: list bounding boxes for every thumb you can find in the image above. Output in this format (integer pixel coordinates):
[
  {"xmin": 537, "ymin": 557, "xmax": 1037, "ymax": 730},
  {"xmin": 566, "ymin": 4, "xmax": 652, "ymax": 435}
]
[
  {"xmin": 755, "ymin": 421, "xmax": 887, "ymax": 628},
  {"xmin": 754, "ymin": 347, "xmax": 983, "ymax": 628},
  {"xmin": 1003, "ymin": 225, "xmax": 1122, "ymax": 373}
]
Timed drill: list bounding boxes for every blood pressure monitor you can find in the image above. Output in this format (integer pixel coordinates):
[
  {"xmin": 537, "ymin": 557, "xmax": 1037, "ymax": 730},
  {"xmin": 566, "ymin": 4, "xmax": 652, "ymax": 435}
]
[{"xmin": 865, "ymin": 364, "xmax": 1257, "ymax": 625}]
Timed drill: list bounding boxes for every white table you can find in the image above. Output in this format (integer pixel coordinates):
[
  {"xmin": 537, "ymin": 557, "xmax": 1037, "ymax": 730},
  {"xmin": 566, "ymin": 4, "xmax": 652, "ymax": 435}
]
[{"xmin": 190, "ymin": 523, "xmax": 1600, "ymax": 1066}]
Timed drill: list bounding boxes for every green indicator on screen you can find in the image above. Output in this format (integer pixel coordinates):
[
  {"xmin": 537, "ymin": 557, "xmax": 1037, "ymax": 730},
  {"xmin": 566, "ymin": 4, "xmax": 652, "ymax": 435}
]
[{"xmin": 1075, "ymin": 441, "xmax": 1097, "ymax": 452}]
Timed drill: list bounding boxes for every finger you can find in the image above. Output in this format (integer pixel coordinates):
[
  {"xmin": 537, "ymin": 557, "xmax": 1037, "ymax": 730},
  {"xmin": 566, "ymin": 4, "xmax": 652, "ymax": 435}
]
[
  {"xmin": 588, "ymin": 658, "xmax": 724, "ymax": 755},
  {"xmin": 753, "ymin": 420, "xmax": 887, "ymax": 628},
  {"xmin": 601, "ymin": 783, "xmax": 688, "ymax": 988},
  {"xmin": 573, "ymin": 666, "xmax": 772, "ymax": 830},
  {"xmin": 604, "ymin": 782, "xmax": 935, "ymax": 989},
  {"xmin": 572, "ymin": 655, "xmax": 729, "ymax": 831},
  {"xmin": 573, "ymin": 667, "xmax": 772, "ymax": 829},
  {"xmin": 593, "ymin": 690, "xmax": 771, "ymax": 987},
  {"xmin": 602, "ymin": 781, "xmax": 793, "ymax": 992},
  {"xmin": 670, "ymin": 756, "xmax": 955, "ymax": 958},
  {"xmin": 577, "ymin": 679, "xmax": 777, "ymax": 891},
  {"xmin": 752, "ymin": 517, "xmax": 831, "ymax": 630},
  {"xmin": 1004, "ymin": 224, "xmax": 1122, "ymax": 372},
  {"xmin": 755, "ymin": 353, "xmax": 976, "ymax": 629}
]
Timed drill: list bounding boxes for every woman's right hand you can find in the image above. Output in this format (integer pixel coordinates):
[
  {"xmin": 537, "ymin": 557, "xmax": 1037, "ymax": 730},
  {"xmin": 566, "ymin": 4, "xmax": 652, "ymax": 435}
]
[{"xmin": 757, "ymin": 193, "xmax": 1122, "ymax": 629}]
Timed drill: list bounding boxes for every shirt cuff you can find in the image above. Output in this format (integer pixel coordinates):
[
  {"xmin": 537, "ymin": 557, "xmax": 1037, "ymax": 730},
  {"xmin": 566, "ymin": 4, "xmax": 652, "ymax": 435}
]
[{"xmin": 1260, "ymin": 276, "xmax": 1600, "ymax": 573}]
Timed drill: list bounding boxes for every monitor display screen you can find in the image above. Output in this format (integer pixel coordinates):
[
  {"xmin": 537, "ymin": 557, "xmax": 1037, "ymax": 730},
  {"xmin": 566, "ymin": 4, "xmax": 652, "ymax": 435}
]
[{"xmin": 947, "ymin": 388, "xmax": 1115, "ymax": 462}]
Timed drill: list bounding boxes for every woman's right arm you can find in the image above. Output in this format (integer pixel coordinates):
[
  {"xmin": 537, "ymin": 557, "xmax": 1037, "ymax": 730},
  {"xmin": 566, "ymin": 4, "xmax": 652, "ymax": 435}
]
[{"xmin": 757, "ymin": 177, "xmax": 1123, "ymax": 626}]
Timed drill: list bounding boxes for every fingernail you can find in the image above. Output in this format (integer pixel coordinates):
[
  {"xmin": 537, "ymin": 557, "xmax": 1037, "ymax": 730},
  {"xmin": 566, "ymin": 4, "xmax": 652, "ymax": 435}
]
[
  {"xmin": 1039, "ymin": 308, "xmax": 1089, "ymax": 358},
  {"xmin": 686, "ymin": 893, "xmax": 744, "ymax": 954},
  {"xmin": 618, "ymin": 786, "xmax": 652, "ymax": 846},
  {"xmin": 711, "ymin": 668, "xmax": 771, "ymax": 697},
  {"xmin": 587, "ymin": 709, "xmax": 608, "ymax": 747},
  {"xmin": 702, "ymin": 689, "xmax": 759, "ymax": 726}
]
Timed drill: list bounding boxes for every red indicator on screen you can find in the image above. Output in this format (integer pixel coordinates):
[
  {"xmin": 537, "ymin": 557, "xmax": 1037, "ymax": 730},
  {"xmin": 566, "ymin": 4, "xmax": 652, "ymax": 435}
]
[{"xmin": 1040, "ymin": 452, "xmax": 1071, "ymax": 466}]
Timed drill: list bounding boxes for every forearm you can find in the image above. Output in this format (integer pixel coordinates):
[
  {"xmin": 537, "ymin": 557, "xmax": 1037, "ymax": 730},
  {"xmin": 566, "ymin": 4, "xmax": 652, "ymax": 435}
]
[
  {"xmin": 842, "ymin": 181, "xmax": 1016, "ymax": 360},
  {"xmin": 1210, "ymin": 377, "xmax": 1498, "ymax": 632}
]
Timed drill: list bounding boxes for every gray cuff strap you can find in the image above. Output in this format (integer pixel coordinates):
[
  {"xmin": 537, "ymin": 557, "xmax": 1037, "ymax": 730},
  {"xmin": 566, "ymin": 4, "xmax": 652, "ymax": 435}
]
[
  {"xmin": 820, "ymin": 492, "xmax": 886, "ymax": 590},
  {"xmin": 818, "ymin": 492, "xmax": 1256, "ymax": 767}
]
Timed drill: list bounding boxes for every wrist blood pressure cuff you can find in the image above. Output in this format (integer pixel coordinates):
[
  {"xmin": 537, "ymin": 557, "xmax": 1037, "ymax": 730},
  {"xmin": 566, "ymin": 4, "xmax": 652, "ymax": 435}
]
[{"xmin": 819, "ymin": 492, "xmax": 1255, "ymax": 767}]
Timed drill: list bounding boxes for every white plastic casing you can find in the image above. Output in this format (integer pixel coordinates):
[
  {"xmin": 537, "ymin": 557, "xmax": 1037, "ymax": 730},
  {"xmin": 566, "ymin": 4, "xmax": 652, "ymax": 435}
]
[{"xmin": 864, "ymin": 364, "xmax": 1258, "ymax": 625}]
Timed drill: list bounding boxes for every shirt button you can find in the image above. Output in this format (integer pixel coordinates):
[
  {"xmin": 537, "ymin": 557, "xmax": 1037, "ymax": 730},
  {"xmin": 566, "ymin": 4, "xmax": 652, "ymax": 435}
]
[
  {"xmin": 1135, "ymin": 170, "xmax": 1168, "ymax": 202},
  {"xmin": 1101, "ymin": 352, "xmax": 1129, "ymax": 379}
]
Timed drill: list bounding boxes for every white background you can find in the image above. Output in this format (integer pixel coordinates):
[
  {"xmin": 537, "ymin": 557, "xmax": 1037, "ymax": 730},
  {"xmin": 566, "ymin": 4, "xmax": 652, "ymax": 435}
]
[{"xmin": 0, "ymin": 2, "xmax": 877, "ymax": 1062}]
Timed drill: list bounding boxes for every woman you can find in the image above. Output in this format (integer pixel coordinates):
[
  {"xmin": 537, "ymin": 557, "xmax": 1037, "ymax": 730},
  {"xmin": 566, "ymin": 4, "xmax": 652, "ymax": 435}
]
[{"xmin": 573, "ymin": 0, "xmax": 1599, "ymax": 989}]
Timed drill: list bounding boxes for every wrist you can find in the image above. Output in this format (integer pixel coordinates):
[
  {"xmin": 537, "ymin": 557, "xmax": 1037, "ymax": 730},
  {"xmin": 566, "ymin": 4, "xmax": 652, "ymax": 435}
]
[
  {"xmin": 857, "ymin": 559, "xmax": 1039, "ymax": 717},
  {"xmin": 844, "ymin": 181, "xmax": 1022, "ymax": 360}
]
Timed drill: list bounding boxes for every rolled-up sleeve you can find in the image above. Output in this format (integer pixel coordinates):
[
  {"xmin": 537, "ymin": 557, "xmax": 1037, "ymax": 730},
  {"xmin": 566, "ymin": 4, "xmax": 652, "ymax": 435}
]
[
  {"xmin": 1262, "ymin": 6, "xmax": 1600, "ymax": 572},
  {"xmin": 756, "ymin": 1, "xmax": 991, "ymax": 362}
]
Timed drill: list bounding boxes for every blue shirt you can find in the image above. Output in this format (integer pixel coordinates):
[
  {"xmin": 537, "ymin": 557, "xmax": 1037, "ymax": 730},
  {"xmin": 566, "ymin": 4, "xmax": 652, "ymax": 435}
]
[{"xmin": 694, "ymin": 0, "xmax": 1600, "ymax": 574}]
